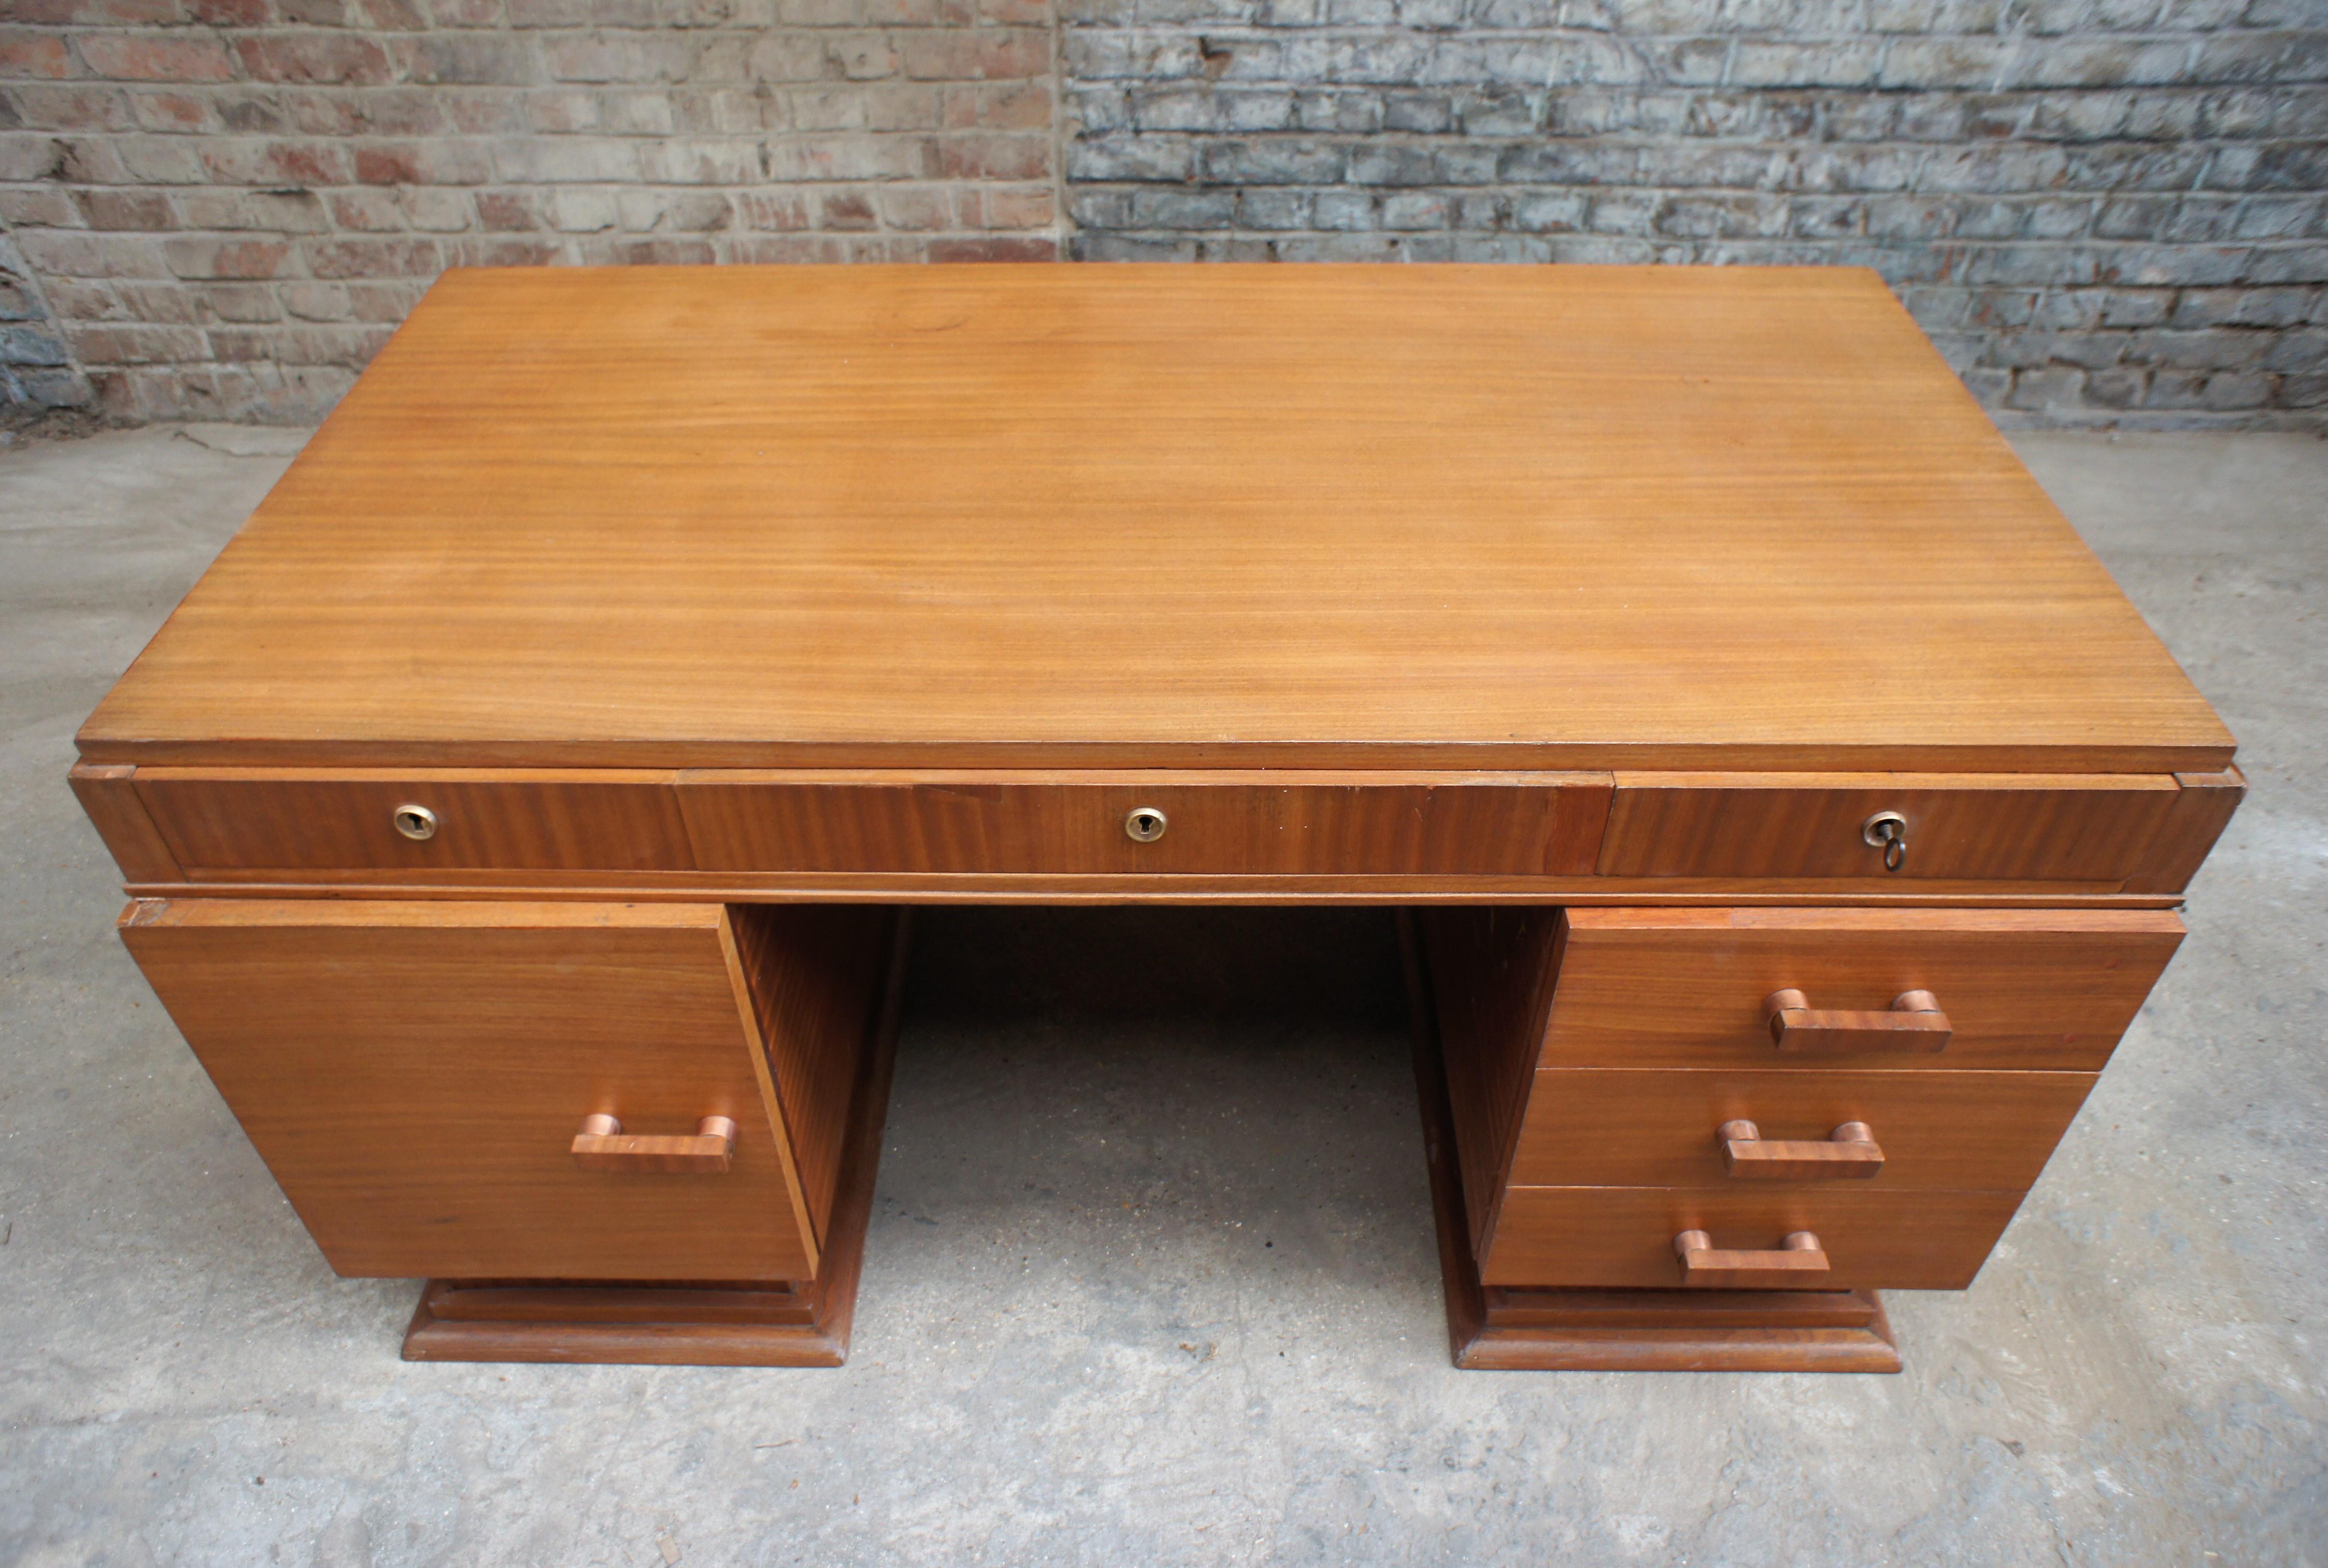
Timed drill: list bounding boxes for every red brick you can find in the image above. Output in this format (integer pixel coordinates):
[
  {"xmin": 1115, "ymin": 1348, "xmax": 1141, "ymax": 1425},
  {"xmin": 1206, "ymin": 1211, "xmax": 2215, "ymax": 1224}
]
[
  {"xmin": 42, "ymin": 279, "xmax": 125, "ymax": 321},
  {"xmin": 927, "ymin": 235, "xmax": 1055, "ymax": 262},
  {"xmin": 819, "ymin": 189, "xmax": 877, "ymax": 229},
  {"xmin": 113, "ymin": 281, "xmax": 204, "ymax": 323},
  {"xmin": 0, "ymin": 33, "xmax": 74, "ymax": 79},
  {"xmin": 474, "ymin": 191, "xmax": 541, "ymax": 230},
  {"xmin": 11, "ymin": 84, "xmax": 135, "ymax": 131},
  {"xmin": 736, "ymin": 192, "xmax": 810, "ymax": 231},
  {"xmin": 77, "ymin": 188, "xmax": 175, "ymax": 229},
  {"xmin": 612, "ymin": 237, "xmax": 716, "ymax": 265},
  {"xmin": 899, "ymin": 31, "xmax": 1047, "ymax": 82},
  {"xmin": 77, "ymin": 33, "xmax": 236, "ymax": 83},
  {"xmin": 187, "ymin": 0, "xmax": 271, "ymax": 23},
  {"xmin": 933, "ymin": 133, "xmax": 1048, "ymax": 181},
  {"xmin": 451, "ymin": 236, "xmax": 566, "ymax": 266},
  {"xmin": 983, "ymin": 186, "xmax": 1053, "ymax": 229},
  {"xmin": 198, "ymin": 139, "xmax": 352, "ymax": 185},
  {"xmin": 164, "ymin": 237, "xmax": 291, "ymax": 279},
  {"xmin": 279, "ymin": 282, "xmax": 351, "ymax": 320},
  {"xmin": 354, "ymin": 143, "xmax": 423, "ymax": 184},
  {"xmin": 128, "ymin": 89, "xmax": 213, "ymax": 131},
  {"xmin": 13, "ymin": 0, "xmax": 178, "ymax": 22},
  {"xmin": 234, "ymin": 34, "xmax": 395, "ymax": 86},
  {"xmin": 305, "ymin": 236, "xmax": 445, "ymax": 277},
  {"xmin": 194, "ymin": 281, "xmax": 283, "ymax": 322},
  {"xmin": 360, "ymin": 0, "xmax": 430, "ymax": 27},
  {"xmin": 731, "ymin": 235, "xmax": 846, "ymax": 264},
  {"xmin": 0, "ymin": 186, "xmax": 79, "ymax": 226},
  {"xmin": 69, "ymin": 321, "xmax": 208, "ymax": 364},
  {"xmin": 345, "ymin": 280, "xmax": 425, "ymax": 320},
  {"xmin": 942, "ymin": 80, "xmax": 1050, "ymax": 131},
  {"xmin": 327, "ymin": 189, "xmax": 404, "ymax": 231}
]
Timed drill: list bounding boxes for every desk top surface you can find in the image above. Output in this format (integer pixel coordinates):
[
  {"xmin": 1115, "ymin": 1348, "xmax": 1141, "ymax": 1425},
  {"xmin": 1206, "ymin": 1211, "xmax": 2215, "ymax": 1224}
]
[{"xmin": 80, "ymin": 264, "xmax": 2231, "ymax": 773}]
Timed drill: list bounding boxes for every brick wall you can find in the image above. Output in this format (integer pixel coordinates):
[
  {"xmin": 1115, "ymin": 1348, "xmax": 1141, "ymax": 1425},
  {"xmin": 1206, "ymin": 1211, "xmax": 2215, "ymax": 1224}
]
[
  {"xmin": 1065, "ymin": 0, "xmax": 2328, "ymax": 424},
  {"xmin": 3, "ymin": 0, "xmax": 2323, "ymax": 426},
  {"xmin": 0, "ymin": 0, "xmax": 1059, "ymax": 422}
]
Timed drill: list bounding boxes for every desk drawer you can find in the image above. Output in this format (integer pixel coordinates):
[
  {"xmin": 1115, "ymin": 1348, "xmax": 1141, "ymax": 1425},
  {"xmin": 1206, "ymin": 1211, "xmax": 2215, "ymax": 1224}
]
[
  {"xmin": 1506, "ymin": 1067, "xmax": 2097, "ymax": 1191},
  {"xmin": 678, "ymin": 772, "xmax": 1611, "ymax": 877},
  {"xmin": 134, "ymin": 769, "xmax": 695, "ymax": 875},
  {"xmin": 120, "ymin": 899, "xmax": 889, "ymax": 1283},
  {"xmin": 1482, "ymin": 1187, "xmax": 2024, "ymax": 1290},
  {"xmin": 1597, "ymin": 773, "xmax": 2179, "ymax": 884},
  {"xmin": 1543, "ymin": 908, "xmax": 2183, "ymax": 1073}
]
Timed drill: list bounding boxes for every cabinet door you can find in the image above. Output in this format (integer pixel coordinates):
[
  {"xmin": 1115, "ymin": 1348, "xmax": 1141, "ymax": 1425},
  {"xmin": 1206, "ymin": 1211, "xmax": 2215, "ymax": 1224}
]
[{"xmin": 121, "ymin": 899, "xmax": 889, "ymax": 1283}]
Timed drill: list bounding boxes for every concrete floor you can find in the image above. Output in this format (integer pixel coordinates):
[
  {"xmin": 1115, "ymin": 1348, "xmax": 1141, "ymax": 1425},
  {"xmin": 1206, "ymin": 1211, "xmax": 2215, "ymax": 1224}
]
[{"xmin": 1, "ymin": 424, "xmax": 2322, "ymax": 1567}]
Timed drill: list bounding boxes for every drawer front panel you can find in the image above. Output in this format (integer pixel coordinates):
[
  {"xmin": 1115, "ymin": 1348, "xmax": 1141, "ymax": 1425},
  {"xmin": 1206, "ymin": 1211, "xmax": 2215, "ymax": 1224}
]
[
  {"xmin": 1483, "ymin": 1186, "xmax": 2023, "ymax": 1290},
  {"xmin": 1543, "ymin": 908, "xmax": 2183, "ymax": 1073},
  {"xmin": 1507, "ymin": 1068, "xmax": 2097, "ymax": 1191},
  {"xmin": 120, "ymin": 899, "xmax": 813, "ymax": 1282},
  {"xmin": 1596, "ymin": 773, "xmax": 2178, "ymax": 883},
  {"xmin": 135, "ymin": 770, "xmax": 695, "ymax": 875},
  {"xmin": 679, "ymin": 772, "xmax": 1612, "ymax": 876}
]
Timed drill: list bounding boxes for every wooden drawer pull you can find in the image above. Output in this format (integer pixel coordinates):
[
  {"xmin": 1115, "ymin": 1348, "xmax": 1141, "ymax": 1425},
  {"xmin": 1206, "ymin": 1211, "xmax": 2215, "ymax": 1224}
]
[
  {"xmin": 1717, "ymin": 1119, "xmax": 1884, "ymax": 1179},
  {"xmin": 570, "ymin": 1113, "xmax": 737, "ymax": 1174},
  {"xmin": 1673, "ymin": 1229, "xmax": 1830, "ymax": 1288},
  {"xmin": 1763, "ymin": 988, "xmax": 1951, "ymax": 1055}
]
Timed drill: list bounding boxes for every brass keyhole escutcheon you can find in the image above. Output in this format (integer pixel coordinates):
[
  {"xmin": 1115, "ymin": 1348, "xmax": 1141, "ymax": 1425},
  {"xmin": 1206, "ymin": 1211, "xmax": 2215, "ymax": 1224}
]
[
  {"xmin": 1861, "ymin": 810, "xmax": 1907, "ymax": 871},
  {"xmin": 392, "ymin": 803, "xmax": 439, "ymax": 842},
  {"xmin": 1124, "ymin": 806, "xmax": 1168, "ymax": 844}
]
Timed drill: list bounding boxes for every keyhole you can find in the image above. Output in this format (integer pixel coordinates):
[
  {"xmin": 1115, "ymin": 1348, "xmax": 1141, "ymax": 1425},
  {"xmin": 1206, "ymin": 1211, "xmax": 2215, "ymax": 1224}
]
[
  {"xmin": 392, "ymin": 804, "xmax": 439, "ymax": 841},
  {"xmin": 1124, "ymin": 807, "xmax": 1167, "ymax": 843},
  {"xmin": 1861, "ymin": 811, "xmax": 1906, "ymax": 872}
]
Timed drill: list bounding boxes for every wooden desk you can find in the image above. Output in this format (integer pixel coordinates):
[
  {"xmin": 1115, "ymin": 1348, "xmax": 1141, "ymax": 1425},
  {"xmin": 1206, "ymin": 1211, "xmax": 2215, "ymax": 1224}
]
[{"xmin": 72, "ymin": 265, "xmax": 2240, "ymax": 1373}]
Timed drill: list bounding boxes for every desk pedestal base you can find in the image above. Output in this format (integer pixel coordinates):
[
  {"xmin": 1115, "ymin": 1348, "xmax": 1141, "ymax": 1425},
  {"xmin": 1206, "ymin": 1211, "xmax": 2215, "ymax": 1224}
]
[
  {"xmin": 402, "ymin": 911, "xmax": 908, "ymax": 1368},
  {"xmin": 1400, "ymin": 913, "xmax": 1903, "ymax": 1374}
]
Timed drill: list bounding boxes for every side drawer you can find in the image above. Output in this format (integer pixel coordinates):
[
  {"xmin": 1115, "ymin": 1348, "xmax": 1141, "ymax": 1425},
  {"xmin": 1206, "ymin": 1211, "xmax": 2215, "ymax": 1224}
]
[
  {"xmin": 1596, "ymin": 773, "xmax": 2179, "ymax": 884},
  {"xmin": 120, "ymin": 898, "xmax": 890, "ymax": 1283},
  {"xmin": 134, "ymin": 768, "xmax": 695, "ymax": 875},
  {"xmin": 1506, "ymin": 1067, "xmax": 2098, "ymax": 1191},
  {"xmin": 678, "ymin": 771, "xmax": 1611, "ymax": 877},
  {"xmin": 1482, "ymin": 1187, "xmax": 2024, "ymax": 1290},
  {"xmin": 1543, "ymin": 908, "xmax": 2183, "ymax": 1073}
]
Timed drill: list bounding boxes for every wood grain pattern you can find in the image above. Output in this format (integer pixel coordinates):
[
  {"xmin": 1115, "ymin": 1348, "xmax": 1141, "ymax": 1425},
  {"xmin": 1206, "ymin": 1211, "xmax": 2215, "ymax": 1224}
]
[
  {"xmin": 119, "ymin": 898, "xmax": 818, "ymax": 1282},
  {"xmin": 1507, "ymin": 1068, "xmax": 2097, "ymax": 1190},
  {"xmin": 134, "ymin": 768, "xmax": 695, "ymax": 873},
  {"xmin": 1596, "ymin": 772, "xmax": 2178, "ymax": 882},
  {"xmin": 726, "ymin": 904, "xmax": 894, "ymax": 1253},
  {"xmin": 1540, "ymin": 907, "xmax": 2184, "ymax": 1072},
  {"xmin": 680, "ymin": 771, "xmax": 1612, "ymax": 877},
  {"xmin": 76, "ymin": 265, "xmax": 2231, "ymax": 774},
  {"xmin": 1483, "ymin": 1186, "xmax": 2024, "ymax": 1289},
  {"xmin": 67, "ymin": 762, "xmax": 183, "ymax": 885},
  {"xmin": 1417, "ymin": 907, "xmax": 1567, "ymax": 1258},
  {"xmin": 2124, "ymin": 766, "xmax": 2247, "ymax": 894}
]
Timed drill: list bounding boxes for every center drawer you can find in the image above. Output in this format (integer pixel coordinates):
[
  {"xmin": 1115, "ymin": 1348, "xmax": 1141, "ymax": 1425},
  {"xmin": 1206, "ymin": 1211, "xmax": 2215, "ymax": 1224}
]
[{"xmin": 677, "ymin": 771, "xmax": 1612, "ymax": 877}]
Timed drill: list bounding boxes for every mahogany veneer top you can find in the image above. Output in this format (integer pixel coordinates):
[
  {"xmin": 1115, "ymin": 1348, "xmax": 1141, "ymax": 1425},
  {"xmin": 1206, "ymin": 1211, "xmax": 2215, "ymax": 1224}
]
[{"xmin": 78, "ymin": 264, "xmax": 2231, "ymax": 772}]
